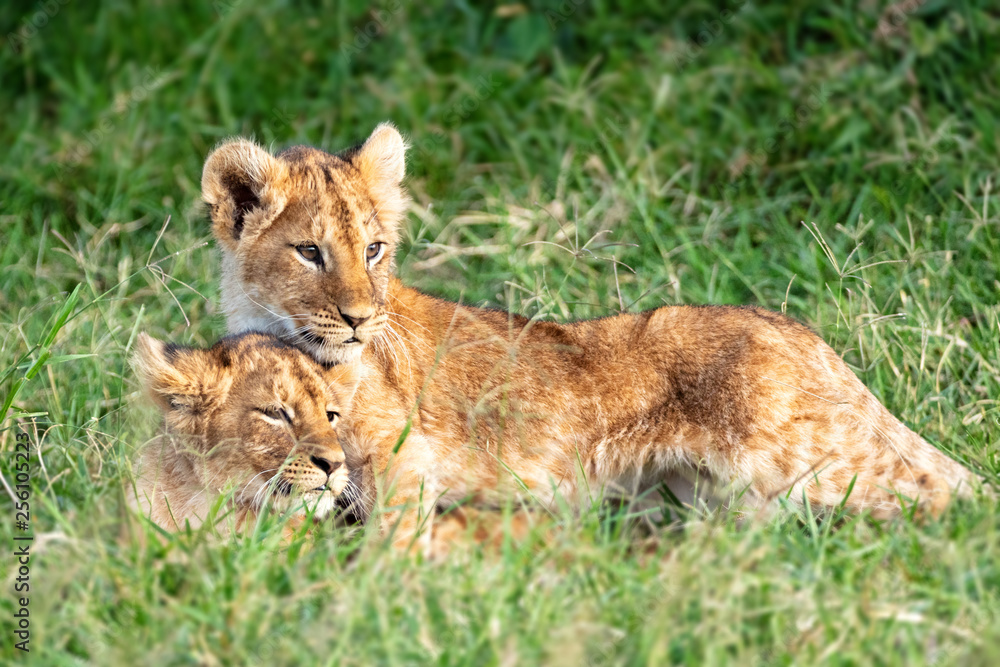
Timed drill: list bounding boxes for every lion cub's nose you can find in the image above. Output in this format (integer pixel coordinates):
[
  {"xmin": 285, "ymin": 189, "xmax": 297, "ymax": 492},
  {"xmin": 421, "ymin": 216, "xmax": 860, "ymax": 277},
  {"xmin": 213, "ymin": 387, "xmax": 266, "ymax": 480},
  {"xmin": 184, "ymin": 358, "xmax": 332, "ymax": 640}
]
[
  {"xmin": 310, "ymin": 455, "xmax": 342, "ymax": 475},
  {"xmin": 337, "ymin": 308, "xmax": 370, "ymax": 329}
]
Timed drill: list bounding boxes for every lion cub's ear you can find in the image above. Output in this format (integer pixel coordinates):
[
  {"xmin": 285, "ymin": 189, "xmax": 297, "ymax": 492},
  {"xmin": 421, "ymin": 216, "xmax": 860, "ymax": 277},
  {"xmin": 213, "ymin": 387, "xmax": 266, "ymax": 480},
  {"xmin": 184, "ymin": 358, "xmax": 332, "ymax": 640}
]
[
  {"xmin": 132, "ymin": 333, "xmax": 228, "ymax": 424},
  {"xmin": 353, "ymin": 122, "xmax": 410, "ymax": 227},
  {"xmin": 202, "ymin": 138, "xmax": 289, "ymax": 251},
  {"xmin": 321, "ymin": 361, "xmax": 362, "ymax": 412}
]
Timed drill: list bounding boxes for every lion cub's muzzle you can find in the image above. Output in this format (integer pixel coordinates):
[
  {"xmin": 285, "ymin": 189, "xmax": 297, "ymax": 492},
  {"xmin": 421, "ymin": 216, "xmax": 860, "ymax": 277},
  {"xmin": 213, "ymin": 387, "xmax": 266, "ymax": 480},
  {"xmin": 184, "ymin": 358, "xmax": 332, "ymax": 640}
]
[
  {"xmin": 271, "ymin": 443, "xmax": 350, "ymax": 518},
  {"xmin": 292, "ymin": 310, "xmax": 388, "ymax": 364},
  {"xmin": 302, "ymin": 450, "xmax": 349, "ymax": 494}
]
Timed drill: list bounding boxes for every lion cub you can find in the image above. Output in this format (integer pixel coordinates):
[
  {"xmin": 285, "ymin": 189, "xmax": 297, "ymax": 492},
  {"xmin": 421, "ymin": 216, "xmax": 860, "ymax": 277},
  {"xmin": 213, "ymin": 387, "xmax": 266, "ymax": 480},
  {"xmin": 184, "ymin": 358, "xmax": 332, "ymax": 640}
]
[
  {"xmin": 129, "ymin": 332, "xmax": 359, "ymax": 533},
  {"xmin": 201, "ymin": 124, "xmax": 989, "ymax": 551}
]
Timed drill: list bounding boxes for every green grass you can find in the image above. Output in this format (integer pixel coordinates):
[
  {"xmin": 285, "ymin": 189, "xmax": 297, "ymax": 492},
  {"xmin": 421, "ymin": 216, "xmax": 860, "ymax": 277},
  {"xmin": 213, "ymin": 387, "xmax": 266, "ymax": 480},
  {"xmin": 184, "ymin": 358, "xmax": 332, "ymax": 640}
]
[{"xmin": 2, "ymin": 0, "xmax": 1000, "ymax": 664}]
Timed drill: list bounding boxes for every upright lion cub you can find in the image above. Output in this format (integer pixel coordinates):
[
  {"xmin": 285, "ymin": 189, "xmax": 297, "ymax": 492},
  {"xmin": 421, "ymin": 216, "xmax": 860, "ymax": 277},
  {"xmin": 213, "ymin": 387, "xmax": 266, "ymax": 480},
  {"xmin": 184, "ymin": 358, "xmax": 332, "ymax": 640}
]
[
  {"xmin": 130, "ymin": 332, "xmax": 359, "ymax": 532},
  {"xmin": 201, "ymin": 124, "xmax": 987, "ymax": 550}
]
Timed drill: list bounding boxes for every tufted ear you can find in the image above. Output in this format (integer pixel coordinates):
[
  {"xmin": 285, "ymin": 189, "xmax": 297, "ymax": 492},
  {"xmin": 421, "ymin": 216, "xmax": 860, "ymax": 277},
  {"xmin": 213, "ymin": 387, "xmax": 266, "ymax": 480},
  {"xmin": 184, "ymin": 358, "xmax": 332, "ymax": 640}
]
[
  {"xmin": 132, "ymin": 333, "xmax": 228, "ymax": 426},
  {"xmin": 321, "ymin": 361, "xmax": 362, "ymax": 413},
  {"xmin": 353, "ymin": 122, "xmax": 410, "ymax": 227},
  {"xmin": 202, "ymin": 138, "xmax": 289, "ymax": 252}
]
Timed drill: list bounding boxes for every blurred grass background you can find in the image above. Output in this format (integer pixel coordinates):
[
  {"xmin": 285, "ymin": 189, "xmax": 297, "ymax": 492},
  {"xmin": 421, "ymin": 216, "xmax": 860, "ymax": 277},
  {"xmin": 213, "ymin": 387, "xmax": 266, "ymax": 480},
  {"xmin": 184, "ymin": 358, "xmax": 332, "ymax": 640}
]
[{"xmin": 1, "ymin": 0, "xmax": 999, "ymax": 664}]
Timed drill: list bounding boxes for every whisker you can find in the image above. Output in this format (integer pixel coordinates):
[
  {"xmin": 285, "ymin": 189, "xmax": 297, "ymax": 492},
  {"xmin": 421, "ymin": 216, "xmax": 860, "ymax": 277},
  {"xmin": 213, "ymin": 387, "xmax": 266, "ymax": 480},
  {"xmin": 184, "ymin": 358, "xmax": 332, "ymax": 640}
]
[
  {"xmin": 380, "ymin": 326, "xmax": 406, "ymax": 374},
  {"xmin": 253, "ymin": 469, "xmax": 287, "ymax": 511},
  {"xmin": 241, "ymin": 467, "xmax": 279, "ymax": 501},
  {"xmin": 338, "ymin": 480, "xmax": 373, "ymax": 516},
  {"xmin": 384, "ymin": 310, "xmax": 432, "ymax": 334},
  {"xmin": 237, "ymin": 282, "xmax": 296, "ymax": 322},
  {"xmin": 383, "ymin": 317, "xmax": 433, "ymax": 354},
  {"xmin": 378, "ymin": 322, "xmax": 413, "ymax": 378}
]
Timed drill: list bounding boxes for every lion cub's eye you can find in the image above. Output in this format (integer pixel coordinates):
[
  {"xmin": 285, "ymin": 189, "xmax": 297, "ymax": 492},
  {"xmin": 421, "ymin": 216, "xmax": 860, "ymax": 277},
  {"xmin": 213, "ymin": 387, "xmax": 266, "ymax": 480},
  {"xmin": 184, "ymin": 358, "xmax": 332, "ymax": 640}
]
[
  {"xmin": 259, "ymin": 407, "xmax": 292, "ymax": 424},
  {"xmin": 326, "ymin": 411, "xmax": 340, "ymax": 427},
  {"xmin": 296, "ymin": 245, "xmax": 322, "ymax": 264},
  {"xmin": 365, "ymin": 242, "xmax": 384, "ymax": 265}
]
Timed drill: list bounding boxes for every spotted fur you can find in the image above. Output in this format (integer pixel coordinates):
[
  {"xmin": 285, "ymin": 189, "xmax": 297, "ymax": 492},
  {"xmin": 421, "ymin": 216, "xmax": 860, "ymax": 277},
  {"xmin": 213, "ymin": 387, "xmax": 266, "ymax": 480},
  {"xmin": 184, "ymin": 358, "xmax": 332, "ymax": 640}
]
[
  {"xmin": 203, "ymin": 124, "xmax": 988, "ymax": 551},
  {"xmin": 130, "ymin": 332, "xmax": 359, "ymax": 532}
]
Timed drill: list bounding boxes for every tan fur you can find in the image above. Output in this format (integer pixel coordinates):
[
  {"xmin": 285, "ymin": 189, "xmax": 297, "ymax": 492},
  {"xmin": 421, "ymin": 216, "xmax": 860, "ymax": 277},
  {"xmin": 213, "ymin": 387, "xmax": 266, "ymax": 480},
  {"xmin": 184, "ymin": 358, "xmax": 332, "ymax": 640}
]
[
  {"xmin": 202, "ymin": 125, "xmax": 987, "ymax": 550},
  {"xmin": 202, "ymin": 123, "xmax": 408, "ymax": 366},
  {"xmin": 129, "ymin": 332, "xmax": 359, "ymax": 533}
]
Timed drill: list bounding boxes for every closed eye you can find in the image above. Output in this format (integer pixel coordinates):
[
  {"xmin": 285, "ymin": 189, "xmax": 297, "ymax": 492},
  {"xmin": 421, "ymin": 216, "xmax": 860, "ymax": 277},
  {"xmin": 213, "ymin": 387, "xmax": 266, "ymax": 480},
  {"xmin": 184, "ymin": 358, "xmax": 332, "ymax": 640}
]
[{"xmin": 259, "ymin": 407, "xmax": 292, "ymax": 425}]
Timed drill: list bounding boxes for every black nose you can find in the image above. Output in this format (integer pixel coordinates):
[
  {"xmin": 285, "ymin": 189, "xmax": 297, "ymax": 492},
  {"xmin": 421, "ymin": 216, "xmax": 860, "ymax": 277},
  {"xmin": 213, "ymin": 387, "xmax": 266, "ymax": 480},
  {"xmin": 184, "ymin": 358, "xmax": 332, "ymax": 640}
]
[
  {"xmin": 310, "ymin": 455, "xmax": 342, "ymax": 475},
  {"xmin": 338, "ymin": 308, "xmax": 369, "ymax": 329}
]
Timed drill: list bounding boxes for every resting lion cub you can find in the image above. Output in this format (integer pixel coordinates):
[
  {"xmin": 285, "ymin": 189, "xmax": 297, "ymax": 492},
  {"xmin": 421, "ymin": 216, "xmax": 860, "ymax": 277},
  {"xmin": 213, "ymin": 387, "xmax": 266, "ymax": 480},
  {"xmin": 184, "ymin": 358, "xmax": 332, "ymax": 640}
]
[
  {"xmin": 201, "ymin": 124, "xmax": 985, "ymax": 548},
  {"xmin": 130, "ymin": 332, "xmax": 359, "ymax": 532}
]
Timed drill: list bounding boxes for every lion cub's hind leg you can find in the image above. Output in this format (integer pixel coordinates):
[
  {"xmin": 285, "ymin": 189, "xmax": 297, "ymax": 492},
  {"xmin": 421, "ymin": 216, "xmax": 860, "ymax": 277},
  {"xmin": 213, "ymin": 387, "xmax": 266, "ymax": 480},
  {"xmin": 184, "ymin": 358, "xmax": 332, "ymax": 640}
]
[{"xmin": 739, "ymin": 386, "xmax": 980, "ymax": 520}]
